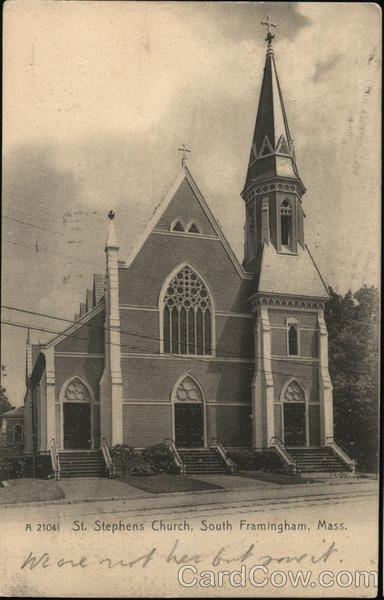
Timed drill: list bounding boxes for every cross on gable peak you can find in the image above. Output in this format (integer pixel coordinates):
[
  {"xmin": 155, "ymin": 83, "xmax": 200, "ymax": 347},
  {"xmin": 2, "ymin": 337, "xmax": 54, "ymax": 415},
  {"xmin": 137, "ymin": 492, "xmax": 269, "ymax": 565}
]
[{"xmin": 177, "ymin": 144, "xmax": 191, "ymax": 168}]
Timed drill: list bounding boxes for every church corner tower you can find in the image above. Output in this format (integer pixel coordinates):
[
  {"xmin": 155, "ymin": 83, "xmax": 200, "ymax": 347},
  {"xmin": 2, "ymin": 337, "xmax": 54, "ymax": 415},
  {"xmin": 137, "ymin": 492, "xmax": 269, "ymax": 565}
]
[{"xmin": 242, "ymin": 20, "xmax": 353, "ymax": 472}]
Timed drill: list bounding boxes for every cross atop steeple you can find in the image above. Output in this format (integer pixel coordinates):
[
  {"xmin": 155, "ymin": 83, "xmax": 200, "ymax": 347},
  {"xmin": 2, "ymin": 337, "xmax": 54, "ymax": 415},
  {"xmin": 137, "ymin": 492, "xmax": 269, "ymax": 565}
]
[
  {"xmin": 261, "ymin": 16, "xmax": 277, "ymax": 42},
  {"xmin": 242, "ymin": 18, "xmax": 305, "ymax": 198}
]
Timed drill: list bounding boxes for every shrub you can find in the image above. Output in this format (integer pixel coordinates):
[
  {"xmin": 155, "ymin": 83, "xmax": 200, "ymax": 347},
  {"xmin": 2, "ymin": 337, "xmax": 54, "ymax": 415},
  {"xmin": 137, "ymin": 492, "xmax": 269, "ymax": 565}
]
[
  {"xmin": 130, "ymin": 463, "xmax": 155, "ymax": 476},
  {"xmin": 142, "ymin": 443, "xmax": 180, "ymax": 474},
  {"xmin": 110, "ymin": 444, "xmax": 138, "ymax": 477},
  {"xmin": 0, "ymin": 443, "xmax": 27, "ymax": 479},
  {"xmin": 227, "ymin": 449, "xmax": 256, "ymax": 472}
]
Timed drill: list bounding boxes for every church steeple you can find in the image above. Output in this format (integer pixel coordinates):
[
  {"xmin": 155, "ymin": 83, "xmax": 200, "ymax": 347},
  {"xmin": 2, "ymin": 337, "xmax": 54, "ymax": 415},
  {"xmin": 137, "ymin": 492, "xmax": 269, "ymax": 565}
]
[
  {"xmin": 243, "ymin": 23, "xmax": 304, "ymax": 194},
  {"xmin": 242, "ymin": 21, "xmax": 306, "ymax": 268}
]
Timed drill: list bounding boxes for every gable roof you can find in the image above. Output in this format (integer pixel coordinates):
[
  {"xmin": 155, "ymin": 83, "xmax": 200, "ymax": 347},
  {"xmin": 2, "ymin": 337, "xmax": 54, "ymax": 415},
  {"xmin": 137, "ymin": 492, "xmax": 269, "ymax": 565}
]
[
  {"xmin": 123, "ymin": 166, "xmax": 252, "ymax": 280},
  {"xmin": 254, "ymin": 242, "xmax": 329, "ymax": 299},
  {"xmin": 1, "ymin": 405, "xmax": 24, "ymax": 419},
  {"xmin": 42, "ymin": 302, "xmax": 105, "ymax": 349}
]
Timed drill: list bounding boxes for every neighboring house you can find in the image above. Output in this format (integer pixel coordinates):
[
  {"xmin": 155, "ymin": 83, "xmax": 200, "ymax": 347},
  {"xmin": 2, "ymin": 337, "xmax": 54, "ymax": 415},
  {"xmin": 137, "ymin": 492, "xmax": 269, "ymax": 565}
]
[
  {"xmin": 0, "ymin": 406, "xmax": 24, "ymax": 448},
  {"xmin": 22, "ymin": 31, "xmax": 353, "ymax": 475}
]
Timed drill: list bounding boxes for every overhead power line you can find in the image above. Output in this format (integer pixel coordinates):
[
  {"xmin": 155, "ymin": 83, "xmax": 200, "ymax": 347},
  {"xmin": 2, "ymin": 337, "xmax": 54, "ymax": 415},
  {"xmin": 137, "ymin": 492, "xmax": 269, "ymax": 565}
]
[
  {"xmin": 2, "ymin": 319, "xmax": 377, "ymax": 388},
  {"xmin": 3, "ymin": 214, "xmax": 101, "ymax": 249},
  {"xmin": 1, "ymin": 305, "xmax": 377, "ymax": 381},
  {"xmin": 3, "ymin": 238, "xmax": 103, "ymax": 267}
]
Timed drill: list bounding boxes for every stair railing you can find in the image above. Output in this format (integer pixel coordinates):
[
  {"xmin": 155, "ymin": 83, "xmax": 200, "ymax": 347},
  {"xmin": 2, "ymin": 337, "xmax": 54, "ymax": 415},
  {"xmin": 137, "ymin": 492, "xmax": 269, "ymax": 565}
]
[
  {"xmin": 164, "ymin": 438, "xmax": 185, "ymax": 475},
  {"xmin": 325, "ymin": 436, "xmax": 356, "ymax": 474},
  {"xmin": 50, "ymin": 438, "xmax": 61, "ymax": 481},
  {"xmin": 269, "ymin": 436, "xmax": 297, "ymax": 474},
  {"xmin": 101, "ymin": 437, "xmax": 114, "ymax": 479},
  {"xmin": 209, "ymin": 438, "xmax": 235, "ymax": 474}
]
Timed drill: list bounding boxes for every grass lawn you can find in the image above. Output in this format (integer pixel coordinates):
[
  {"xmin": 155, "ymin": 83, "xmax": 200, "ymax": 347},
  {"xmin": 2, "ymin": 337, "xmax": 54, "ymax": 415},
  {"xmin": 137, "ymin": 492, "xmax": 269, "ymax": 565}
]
[
  {"xmin": 0, "ymin": 479, "xmax": 65, "ymax": 504},
  {"xmin": 121, "ymin": 474, "xmax": 223, "ymax": 494},
  {"xmin": 239, "ymin": 471, "xmax": 317, "ymax": 485}
]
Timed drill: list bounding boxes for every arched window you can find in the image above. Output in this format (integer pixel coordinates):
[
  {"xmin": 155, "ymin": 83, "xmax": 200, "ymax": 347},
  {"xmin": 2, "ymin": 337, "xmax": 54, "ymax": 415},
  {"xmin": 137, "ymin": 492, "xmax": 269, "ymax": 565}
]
[
  {"xmin": 280, "ymin": 199, "xmax": 292, "ymax": 247},
  {"xmin": 187, "ymin": 222, "xmax": 200, "ymax": 234},
  {"xmin": 163, "ymin": 266, "xmax": 212, "ymax": 355},
  {"xmin": 171, "ymin": 220, "xmax": 185, "ymax": 232},
  {"xmin": 14, "ymin": 424, "xmax": 23, "ymax": 443},
  {"xmin": 288, "ymin": 323, "xmax": 298, "ymax": 356}
]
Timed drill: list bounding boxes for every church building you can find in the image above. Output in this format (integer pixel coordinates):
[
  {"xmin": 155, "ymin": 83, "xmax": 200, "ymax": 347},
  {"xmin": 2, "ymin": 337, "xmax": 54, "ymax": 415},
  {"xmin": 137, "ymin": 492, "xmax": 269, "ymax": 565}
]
[{"xmin": 23, "ymin": 28, "xmax": 354, "ymax": 476}]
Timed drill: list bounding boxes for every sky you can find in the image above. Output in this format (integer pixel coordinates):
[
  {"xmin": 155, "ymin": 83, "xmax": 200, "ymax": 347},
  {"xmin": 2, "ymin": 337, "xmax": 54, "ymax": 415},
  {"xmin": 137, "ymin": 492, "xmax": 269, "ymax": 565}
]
[{"xmin": 2, "ymin": 1, "xmax": 381, "ymax": 406}]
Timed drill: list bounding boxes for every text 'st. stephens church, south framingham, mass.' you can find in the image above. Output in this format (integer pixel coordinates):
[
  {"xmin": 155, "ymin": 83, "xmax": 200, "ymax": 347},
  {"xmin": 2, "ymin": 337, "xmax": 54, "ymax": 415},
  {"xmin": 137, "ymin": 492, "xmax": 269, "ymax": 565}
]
[{"xmin": 23, "ymin": 23, "xmax": 355, "ymax": 477}]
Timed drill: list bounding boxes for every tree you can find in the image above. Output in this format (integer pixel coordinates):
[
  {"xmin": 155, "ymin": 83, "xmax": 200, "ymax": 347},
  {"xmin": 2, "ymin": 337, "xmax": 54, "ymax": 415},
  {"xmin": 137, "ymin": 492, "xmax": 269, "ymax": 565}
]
[
  {"xmin": 325, "ymin": 285, "xmax": 379, "ymax": 472},
  {"xmin": 0, "ymin": 386, "xmax": 13, "ymax": 416}
]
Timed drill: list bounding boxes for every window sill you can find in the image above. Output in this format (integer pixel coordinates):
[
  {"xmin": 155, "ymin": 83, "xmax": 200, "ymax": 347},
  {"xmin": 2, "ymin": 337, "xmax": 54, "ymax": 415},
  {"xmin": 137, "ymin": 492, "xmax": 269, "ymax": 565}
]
[
  {"xmin": 163, "ymin": 353, "xmax": 214, "ymax": 358},
  {"xmin": 278, "ymin": 246, "xmax": 297, "ymax": 255}
]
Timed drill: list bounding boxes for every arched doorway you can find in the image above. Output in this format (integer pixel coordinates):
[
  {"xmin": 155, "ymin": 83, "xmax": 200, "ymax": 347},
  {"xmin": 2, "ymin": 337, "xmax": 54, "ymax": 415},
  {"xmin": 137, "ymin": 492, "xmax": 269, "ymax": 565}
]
[
  {"xmin": 61, "ymin": 377, "xmax": 93, "ymax": 449},
  {"xmin": 173, "ymin": 375, "xmax": 205, "ymax": 448},
  {"xmin": 282, "ymin": 379, "xmax": 307, "ymax": 447}
]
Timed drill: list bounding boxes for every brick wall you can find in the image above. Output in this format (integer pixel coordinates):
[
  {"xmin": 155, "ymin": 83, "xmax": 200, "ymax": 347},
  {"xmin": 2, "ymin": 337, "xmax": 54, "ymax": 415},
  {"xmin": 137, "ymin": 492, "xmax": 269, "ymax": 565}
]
[
  {"xmin": 213, "ymin": 405, "xmax": 252, "ymax": 447},
  {"xmin": 55, "ymin": 309, "xmax": 104, "ymax": 354},
  {"xmin": 119, "ymin": 233, "xmax": 252, "ymax": 313},
  {"xmin": 156, "ymin": 179, "xmax": 217, "ymax": 235},
  {"xmin": 121, "ymin": 403, "xmax": 251, "ymax": 448},
  {"xmin": 122, "ymin": 403, "xmax": 172, "ymax": 447},
  {"xmin": 54, "ymin": 356, "xmax": 104, "ymax": 402},
  {"xmin": 120, "ymin": 356, "xmax": 253, "ymax": 403},
  {"xmin": 119, "ymin": 309, "xmax": 254, "ymax": 359},
  {"xmin": 272, "ymin": 360, "xmax": 319, "ymax": 403}
]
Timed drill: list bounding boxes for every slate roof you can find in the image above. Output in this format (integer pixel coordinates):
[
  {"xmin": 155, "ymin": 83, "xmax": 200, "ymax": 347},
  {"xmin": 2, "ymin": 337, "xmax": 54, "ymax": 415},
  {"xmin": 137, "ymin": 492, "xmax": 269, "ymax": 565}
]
[
  {"xmin": 93, "ymin": 273, "xmax": 105, "ymax": 305},
  {"xmin": 243, "ymin": 38, "xmax": 305, "ymax": 194},
  {"xmin": 254, "ymin": 242, "xmax": 329, "ymax": 299},
  {"xmin": 1, "ymin": 405, "xmax": 24, "ymax": 419},
  {"xmin": 86, "ymin": 289, "xmax": 93, "ymax": 312}
]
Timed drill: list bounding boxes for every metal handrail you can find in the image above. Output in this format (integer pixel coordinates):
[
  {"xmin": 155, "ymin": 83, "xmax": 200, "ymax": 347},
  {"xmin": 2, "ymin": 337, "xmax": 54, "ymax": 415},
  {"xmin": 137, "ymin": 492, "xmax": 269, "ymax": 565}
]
[
  {"xmin": 164, "ymin": 438, "xmax": 185, "ymax": 474},
  {"xmin": 50, "ymin": 438, "xmax": 61, "ymax": 480},
  {"xmin": 269, "ymin": 436, "xmax": 297, "ymax": 471},
  {"xmin": 101, "ymin": 437, "xmax": 114, "ymax": 478},
  {"xmin": 209, "ymin": 438, "xmax": 235, "ymax": 473},
  {"xmin": 325, "ymin": 436, "xmax": 356, "ymax": 472}
]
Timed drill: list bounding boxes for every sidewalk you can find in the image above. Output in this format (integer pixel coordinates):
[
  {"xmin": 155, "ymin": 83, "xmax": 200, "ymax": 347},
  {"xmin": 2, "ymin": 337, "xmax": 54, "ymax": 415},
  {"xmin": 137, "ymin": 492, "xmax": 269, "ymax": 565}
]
[{"xmin": 0, "ymin": 473, "xmax": 378, "ymax": 511}]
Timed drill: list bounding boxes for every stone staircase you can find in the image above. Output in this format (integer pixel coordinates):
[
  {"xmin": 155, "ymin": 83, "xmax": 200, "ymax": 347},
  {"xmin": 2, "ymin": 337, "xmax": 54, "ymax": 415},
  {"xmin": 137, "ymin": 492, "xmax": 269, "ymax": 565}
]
[
  {"xmin": 287, "ymin": 447, "xmax": 353, "ymax": 474},
  {"xmin": 58, "ymin": 450, "xmax": 108, "ymax": 478},
  {"xmin": 178, "ymin": 448, "xmax": 229, "ymax": 475}
]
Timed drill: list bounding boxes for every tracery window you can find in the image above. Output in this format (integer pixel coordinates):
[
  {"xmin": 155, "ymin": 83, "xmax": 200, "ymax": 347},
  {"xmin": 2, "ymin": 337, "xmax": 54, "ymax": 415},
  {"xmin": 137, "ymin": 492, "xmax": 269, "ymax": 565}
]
[
  {"xmin": 175, "ymin": 376, "xmax": 203, "ymax": 403},
  {"xmin": 163, "ymin": 266, "xmax": 212, "ymax": 355},
  {"xmin": 280, "ymin": 199, "xmax": 292, "ymax": 247},
  {"xmin": 288, "ymin": 323, "xmax": 298, "ymax": 356},
  {"xmin": 283, "ymin": 380, "xmax": 305, "ymax": 403},
  {"xmin": 64, "ymin": 378, "xmax": 90, "ymax": 402}
]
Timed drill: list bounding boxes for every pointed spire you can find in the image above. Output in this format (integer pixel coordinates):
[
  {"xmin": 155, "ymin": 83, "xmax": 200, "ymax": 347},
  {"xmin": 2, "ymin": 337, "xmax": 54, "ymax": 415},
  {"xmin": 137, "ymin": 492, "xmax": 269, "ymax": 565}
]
[
  {"xmin": 242, "ymin": 22, "xmax": 305, "ymax": 195},
  {"xmin": 105, "ymin": 211, "xmax": 119, "ymax": 250}
]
